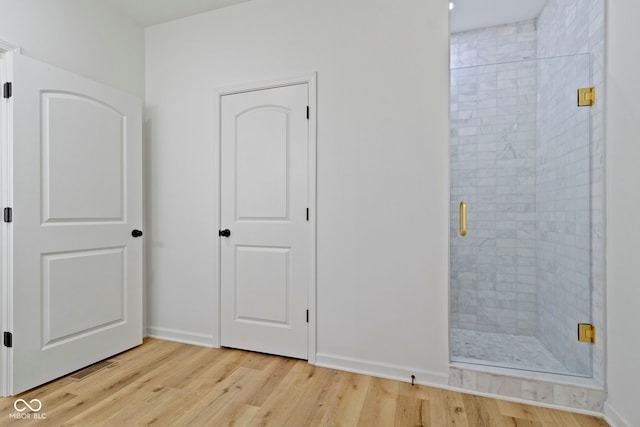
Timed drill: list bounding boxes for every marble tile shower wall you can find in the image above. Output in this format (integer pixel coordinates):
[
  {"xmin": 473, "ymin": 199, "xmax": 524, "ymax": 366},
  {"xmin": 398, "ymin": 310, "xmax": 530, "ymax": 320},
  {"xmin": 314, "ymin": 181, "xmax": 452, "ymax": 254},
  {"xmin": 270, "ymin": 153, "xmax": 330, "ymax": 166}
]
[
  {"xmin": 450, "ymin": 21, "xmax": 538, "ymax": 335},
  {"xmin": 536, "ymin": 0, "xmax": 605, "ymax": 381}
]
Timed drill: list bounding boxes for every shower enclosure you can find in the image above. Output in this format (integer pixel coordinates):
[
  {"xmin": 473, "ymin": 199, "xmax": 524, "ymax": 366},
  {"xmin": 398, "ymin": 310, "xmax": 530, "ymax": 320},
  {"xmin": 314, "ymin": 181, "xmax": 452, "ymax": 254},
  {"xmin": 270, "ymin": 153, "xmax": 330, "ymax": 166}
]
[{"xmin": 449, "ymin": 52, "xmax": 593, "ymax": 377}]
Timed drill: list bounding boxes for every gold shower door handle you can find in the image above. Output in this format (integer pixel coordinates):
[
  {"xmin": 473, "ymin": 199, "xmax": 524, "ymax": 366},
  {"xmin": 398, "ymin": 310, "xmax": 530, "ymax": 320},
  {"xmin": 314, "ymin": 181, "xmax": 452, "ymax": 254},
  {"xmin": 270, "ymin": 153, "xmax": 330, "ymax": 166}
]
[{"xmin": 459, "ymin": 201, "xmax": 467, "ymax": 236}]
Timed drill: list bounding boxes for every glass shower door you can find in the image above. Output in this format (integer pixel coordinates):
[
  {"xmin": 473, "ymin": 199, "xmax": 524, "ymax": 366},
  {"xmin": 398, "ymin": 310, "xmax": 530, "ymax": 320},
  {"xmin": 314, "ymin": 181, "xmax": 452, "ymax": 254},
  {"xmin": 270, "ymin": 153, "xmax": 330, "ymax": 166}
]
[{"xmin": 449, "ymin": 53, "xmax": 592, "ymax": 376}]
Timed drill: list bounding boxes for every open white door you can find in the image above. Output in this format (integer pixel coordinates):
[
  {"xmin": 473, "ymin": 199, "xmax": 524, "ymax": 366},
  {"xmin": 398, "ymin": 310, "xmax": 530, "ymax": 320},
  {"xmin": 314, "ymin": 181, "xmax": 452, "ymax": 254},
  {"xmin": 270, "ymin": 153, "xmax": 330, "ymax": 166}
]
[
  {"xmin": 7, "ymin": 54, "xmax": 143, "ymax": 394},
  {"xmin": 220, "ymin": 83, "xmax": 309, "ymax": 359}
]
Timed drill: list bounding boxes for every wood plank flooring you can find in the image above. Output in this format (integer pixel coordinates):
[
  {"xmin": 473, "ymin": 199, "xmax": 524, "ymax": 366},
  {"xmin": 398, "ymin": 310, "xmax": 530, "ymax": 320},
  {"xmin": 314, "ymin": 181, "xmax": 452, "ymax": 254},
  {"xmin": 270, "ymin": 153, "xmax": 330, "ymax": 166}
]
[{"xmin": 0, "ymin": 338, "xmax": 609, "ymax": 426}]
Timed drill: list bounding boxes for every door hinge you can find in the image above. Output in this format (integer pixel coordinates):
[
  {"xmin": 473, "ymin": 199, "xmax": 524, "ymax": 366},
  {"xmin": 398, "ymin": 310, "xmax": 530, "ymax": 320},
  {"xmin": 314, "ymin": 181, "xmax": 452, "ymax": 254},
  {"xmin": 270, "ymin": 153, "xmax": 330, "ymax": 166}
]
[
  {"xmin": 306, "ymin": 208, "xmax": 309, "ymax": 221},
  {"xmin": 3, "ymin": 332, "xmax": 12, "ymax": 348},
  {"xmin": 306, "ymin": 106, "xmax": 309, "ymax": 120},
  {"xmin": 577, "ymin": 87, "xmax": 595, "ymax": 107},
  {"xmin": 306, "ymin": 309, "xmax": 309, "ymax": 323},
  {"xmin": 3, "ymin": 82, "xmax": 12, "ymax": 99},
  {"xmin": 3, "ymin": 207, "xmax": 12, "ymax": 223},
  {"xmin": 578, "ymin": 323, "xmax": 595, "ymax": 343}
]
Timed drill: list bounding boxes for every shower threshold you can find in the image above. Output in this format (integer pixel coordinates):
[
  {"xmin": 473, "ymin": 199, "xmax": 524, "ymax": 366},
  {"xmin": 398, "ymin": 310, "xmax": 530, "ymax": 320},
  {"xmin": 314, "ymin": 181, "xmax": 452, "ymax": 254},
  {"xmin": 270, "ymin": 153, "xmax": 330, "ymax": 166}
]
[{"xmin": 451, "ymin": 328, "xmax": 578, "ymax": 376}]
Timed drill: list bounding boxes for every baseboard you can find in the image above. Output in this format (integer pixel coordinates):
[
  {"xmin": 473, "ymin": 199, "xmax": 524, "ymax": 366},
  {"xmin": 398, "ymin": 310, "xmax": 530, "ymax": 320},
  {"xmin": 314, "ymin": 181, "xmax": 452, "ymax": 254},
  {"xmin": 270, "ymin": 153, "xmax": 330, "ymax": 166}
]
[
  {"xmin": 145, "ymin": 326, "xmax": 217, "ymax": 348},
  {"xmin": 315, "ymin": 352, "xmax": 449, "ymax": 387},
  {"xmin": 604, "ymin": 401, "xmax": 632, "ymax": 427}
]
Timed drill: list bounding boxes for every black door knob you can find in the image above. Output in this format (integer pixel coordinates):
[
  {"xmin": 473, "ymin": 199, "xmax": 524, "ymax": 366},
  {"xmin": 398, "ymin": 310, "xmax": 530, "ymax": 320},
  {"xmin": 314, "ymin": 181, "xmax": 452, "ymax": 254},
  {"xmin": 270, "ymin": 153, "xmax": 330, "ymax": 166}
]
[
  {"xmin": 132, "ymin": 229, "xmax": 143, "ymax": 238},
  {"xmin": 219, "ymin": 229, "xmax": 231, "ymax": 237}
]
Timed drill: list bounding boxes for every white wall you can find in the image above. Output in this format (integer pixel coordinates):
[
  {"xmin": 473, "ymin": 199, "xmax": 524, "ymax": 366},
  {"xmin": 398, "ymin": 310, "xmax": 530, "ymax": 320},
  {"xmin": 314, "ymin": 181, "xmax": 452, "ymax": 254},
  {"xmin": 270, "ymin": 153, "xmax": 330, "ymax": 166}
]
[
  {"xmin": 145, "ymin": 0, "xmax": 451, "ymax": 383},
  {"xmin": 605, "ymin": 0, "xmax": 640, "ymax": 425},
  {"xmin": 0, "ymin": 0, "xmax": 144, "ymax": 98},
  {"xmin": 0, "ymin": 1, "xmax": 637, "ymax": 421}
]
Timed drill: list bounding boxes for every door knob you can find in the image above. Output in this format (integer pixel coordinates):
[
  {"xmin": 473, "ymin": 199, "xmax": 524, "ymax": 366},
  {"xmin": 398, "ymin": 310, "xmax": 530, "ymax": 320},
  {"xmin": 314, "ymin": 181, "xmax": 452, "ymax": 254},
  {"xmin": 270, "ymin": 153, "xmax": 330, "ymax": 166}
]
[
  {"xmin": 132, "ymin": 229, "xmax": 143, "ymax": 238},
  {"xmin": 219, "ymin": 229, "xmax": 231, "ymax": 238}
]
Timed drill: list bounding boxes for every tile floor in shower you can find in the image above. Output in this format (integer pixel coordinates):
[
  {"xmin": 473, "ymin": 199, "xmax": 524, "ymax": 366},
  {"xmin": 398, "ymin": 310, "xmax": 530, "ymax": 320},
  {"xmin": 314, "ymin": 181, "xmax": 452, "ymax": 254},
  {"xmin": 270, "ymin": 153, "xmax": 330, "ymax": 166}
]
[{"xmin": 450, "ymin": 328, "xmax": 572, "ymax": 375}]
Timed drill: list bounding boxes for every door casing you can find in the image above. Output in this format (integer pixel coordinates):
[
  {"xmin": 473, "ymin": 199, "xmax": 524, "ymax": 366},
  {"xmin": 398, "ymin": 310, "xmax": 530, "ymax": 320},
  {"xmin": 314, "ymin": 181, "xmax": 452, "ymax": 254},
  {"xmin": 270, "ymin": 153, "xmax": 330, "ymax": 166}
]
[
  {"xmin": 0, "ymin": 44, "xmax": 19, "ymax": 397},
  {"xmin": 214, "ymin": 73, "xmax": 317, "ymax": 364}
]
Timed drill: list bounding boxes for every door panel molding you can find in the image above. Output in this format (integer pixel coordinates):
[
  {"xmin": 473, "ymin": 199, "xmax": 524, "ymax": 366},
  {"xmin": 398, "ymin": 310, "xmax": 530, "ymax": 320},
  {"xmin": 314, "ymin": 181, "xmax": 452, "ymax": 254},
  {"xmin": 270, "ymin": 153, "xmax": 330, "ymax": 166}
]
[
  {"xmin": 41, "ymin": 247, "xmax": 126, "ymax": 347},
  {"xmin": 41, "ymin": 91, "xmax": 126, "ymax": 224},
  {"xmin": 214, "ymin": 73, "xmax": 317, "ymax": 363},
  {"xmin": 234, "ymin": 245, "xmax": 291, "ymax": 326}
]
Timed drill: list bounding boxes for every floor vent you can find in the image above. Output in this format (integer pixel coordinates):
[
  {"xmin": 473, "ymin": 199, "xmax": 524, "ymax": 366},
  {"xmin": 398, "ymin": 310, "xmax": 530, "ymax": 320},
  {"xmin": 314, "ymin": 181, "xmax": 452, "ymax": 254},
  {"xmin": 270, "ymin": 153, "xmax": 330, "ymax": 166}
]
[{"xmin": 69, "ymin": 360, "xmax": 114, "ymax": 381}]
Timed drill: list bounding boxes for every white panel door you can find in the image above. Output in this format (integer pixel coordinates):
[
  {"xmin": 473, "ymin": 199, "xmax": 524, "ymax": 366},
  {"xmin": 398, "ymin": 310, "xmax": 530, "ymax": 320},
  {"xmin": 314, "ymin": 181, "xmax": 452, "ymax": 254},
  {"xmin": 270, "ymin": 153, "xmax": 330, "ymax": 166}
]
[
  {"xmin": 220, "ymin": 83, "xmax": 308, "ymax": 359},
  {"xmin": 9, "ymin": 54, "xmax": 143, "ymax": 394}
]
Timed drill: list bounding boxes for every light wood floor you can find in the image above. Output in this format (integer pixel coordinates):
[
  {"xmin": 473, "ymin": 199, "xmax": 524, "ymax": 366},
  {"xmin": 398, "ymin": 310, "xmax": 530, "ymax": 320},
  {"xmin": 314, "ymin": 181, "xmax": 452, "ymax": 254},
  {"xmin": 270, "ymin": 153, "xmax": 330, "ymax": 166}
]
[{"xmin": 0, "ymin": 338, "xmax": 609, "ymax": 426}]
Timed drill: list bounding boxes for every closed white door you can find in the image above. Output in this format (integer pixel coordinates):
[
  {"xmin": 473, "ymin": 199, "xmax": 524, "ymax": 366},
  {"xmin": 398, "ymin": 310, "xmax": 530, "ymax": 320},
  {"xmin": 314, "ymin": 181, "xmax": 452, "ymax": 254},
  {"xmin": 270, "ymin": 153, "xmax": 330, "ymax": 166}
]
[
  {"xmin": 9, "ymin": 54, "xmax": 143, "ymax": 394},
  {"xmin": 220, "ymin": 83, "xmax": 309, "ymax": 359}
]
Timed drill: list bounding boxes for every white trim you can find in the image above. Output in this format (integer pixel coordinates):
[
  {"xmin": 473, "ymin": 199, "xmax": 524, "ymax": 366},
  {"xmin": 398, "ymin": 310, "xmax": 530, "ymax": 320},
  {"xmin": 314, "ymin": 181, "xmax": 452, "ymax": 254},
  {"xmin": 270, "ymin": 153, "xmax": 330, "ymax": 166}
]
[
  {"xmin": 0, "ymin": 50, "xmax": 15, "ymax": 397},
  {"xmin": 145, "ymin": 327, "xmax": 216, "ymax": 348},
  {"xmin": 306, "ymin": 73, "xmax": 317, "ymax": 364},
  {"xmin": 0, "ymin": 40, "xmax": 20, "ymax": 54},
  {"xmin": 315, "ymin": 352, "xmax": 450, "ymax": 386},
  {"xmin": 214, "ymin": 72, "xmax": 317, "ymax": 98},
  {"xmin": 0, "ymin": 52, "xmax": 6, "ymax": 397},
  {"xmin": 604, "ymin": 401, "xmax": 632, "ymax": 427},
  {"xmin": 213, "ymin": 72, "xmax": 318, "ymax": 363}
]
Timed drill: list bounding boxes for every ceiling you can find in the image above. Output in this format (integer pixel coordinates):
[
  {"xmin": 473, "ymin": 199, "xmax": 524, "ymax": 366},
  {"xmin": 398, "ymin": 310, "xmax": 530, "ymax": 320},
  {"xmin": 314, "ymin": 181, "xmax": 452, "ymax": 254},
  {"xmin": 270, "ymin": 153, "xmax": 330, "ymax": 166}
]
[
  {"xmin": 102, "ymin": 0, "xmax": 549, "ymax": 31},
  {"xmin": 450, "ymin": 0, "xmax": 548, "ymax": 33},
  {"xmin": 102, "ymin": 0, "xmax": 251, "ymax": 27}
]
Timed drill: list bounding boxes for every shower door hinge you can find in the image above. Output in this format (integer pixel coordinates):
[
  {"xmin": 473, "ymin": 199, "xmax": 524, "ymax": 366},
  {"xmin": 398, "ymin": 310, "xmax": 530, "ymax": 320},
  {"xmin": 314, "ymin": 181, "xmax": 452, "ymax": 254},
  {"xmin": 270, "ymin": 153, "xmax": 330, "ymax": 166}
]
[
  {"xmin": 3, "ymin": 82, "xmax": 12, "ymax": 99},
  {"xmin": 577, "ymin": 87, "xmax": 595, "ymax": 107},
  {"xmin": 578, "ymin": 323, "xmax": 595, "ymax": 343}
]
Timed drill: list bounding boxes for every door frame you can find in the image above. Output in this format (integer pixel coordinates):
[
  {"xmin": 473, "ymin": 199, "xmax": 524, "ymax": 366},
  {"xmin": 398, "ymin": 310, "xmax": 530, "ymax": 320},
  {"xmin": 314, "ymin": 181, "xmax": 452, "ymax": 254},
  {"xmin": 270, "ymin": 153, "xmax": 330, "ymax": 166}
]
[
  {"xmin": 0, "ymin": 41, "xmax": 20, "ymax": 397},
  {"xmin": 213, "ymin": 73, "xmax": 317, "ymax": 364}
]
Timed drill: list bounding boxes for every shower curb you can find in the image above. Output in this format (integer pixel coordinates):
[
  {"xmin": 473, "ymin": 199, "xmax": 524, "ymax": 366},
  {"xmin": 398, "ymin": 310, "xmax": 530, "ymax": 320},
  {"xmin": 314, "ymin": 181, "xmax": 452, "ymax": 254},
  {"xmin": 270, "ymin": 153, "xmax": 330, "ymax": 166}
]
[{"xmin": 449, "ymin": 365, "xmax": 605, "ymax": 412}]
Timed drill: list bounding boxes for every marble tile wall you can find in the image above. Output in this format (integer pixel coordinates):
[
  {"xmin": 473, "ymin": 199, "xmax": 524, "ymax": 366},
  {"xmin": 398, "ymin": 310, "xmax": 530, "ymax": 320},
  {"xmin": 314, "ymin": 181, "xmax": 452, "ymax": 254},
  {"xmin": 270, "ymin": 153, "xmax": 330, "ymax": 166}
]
[
  {"xmin": 536, "ymin": 0, "xmax": 606, "ymax": 381},
  {"xmin": 449, "ymin": 366, "xmax": 605, "ymax": 412},
  {"xmin": 450, "ymin": 20, "xmax": 537, "ymax": 69},
  {"xmin": 450, "ymin": 20, "xmax": 538, "ymax": 336}
]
